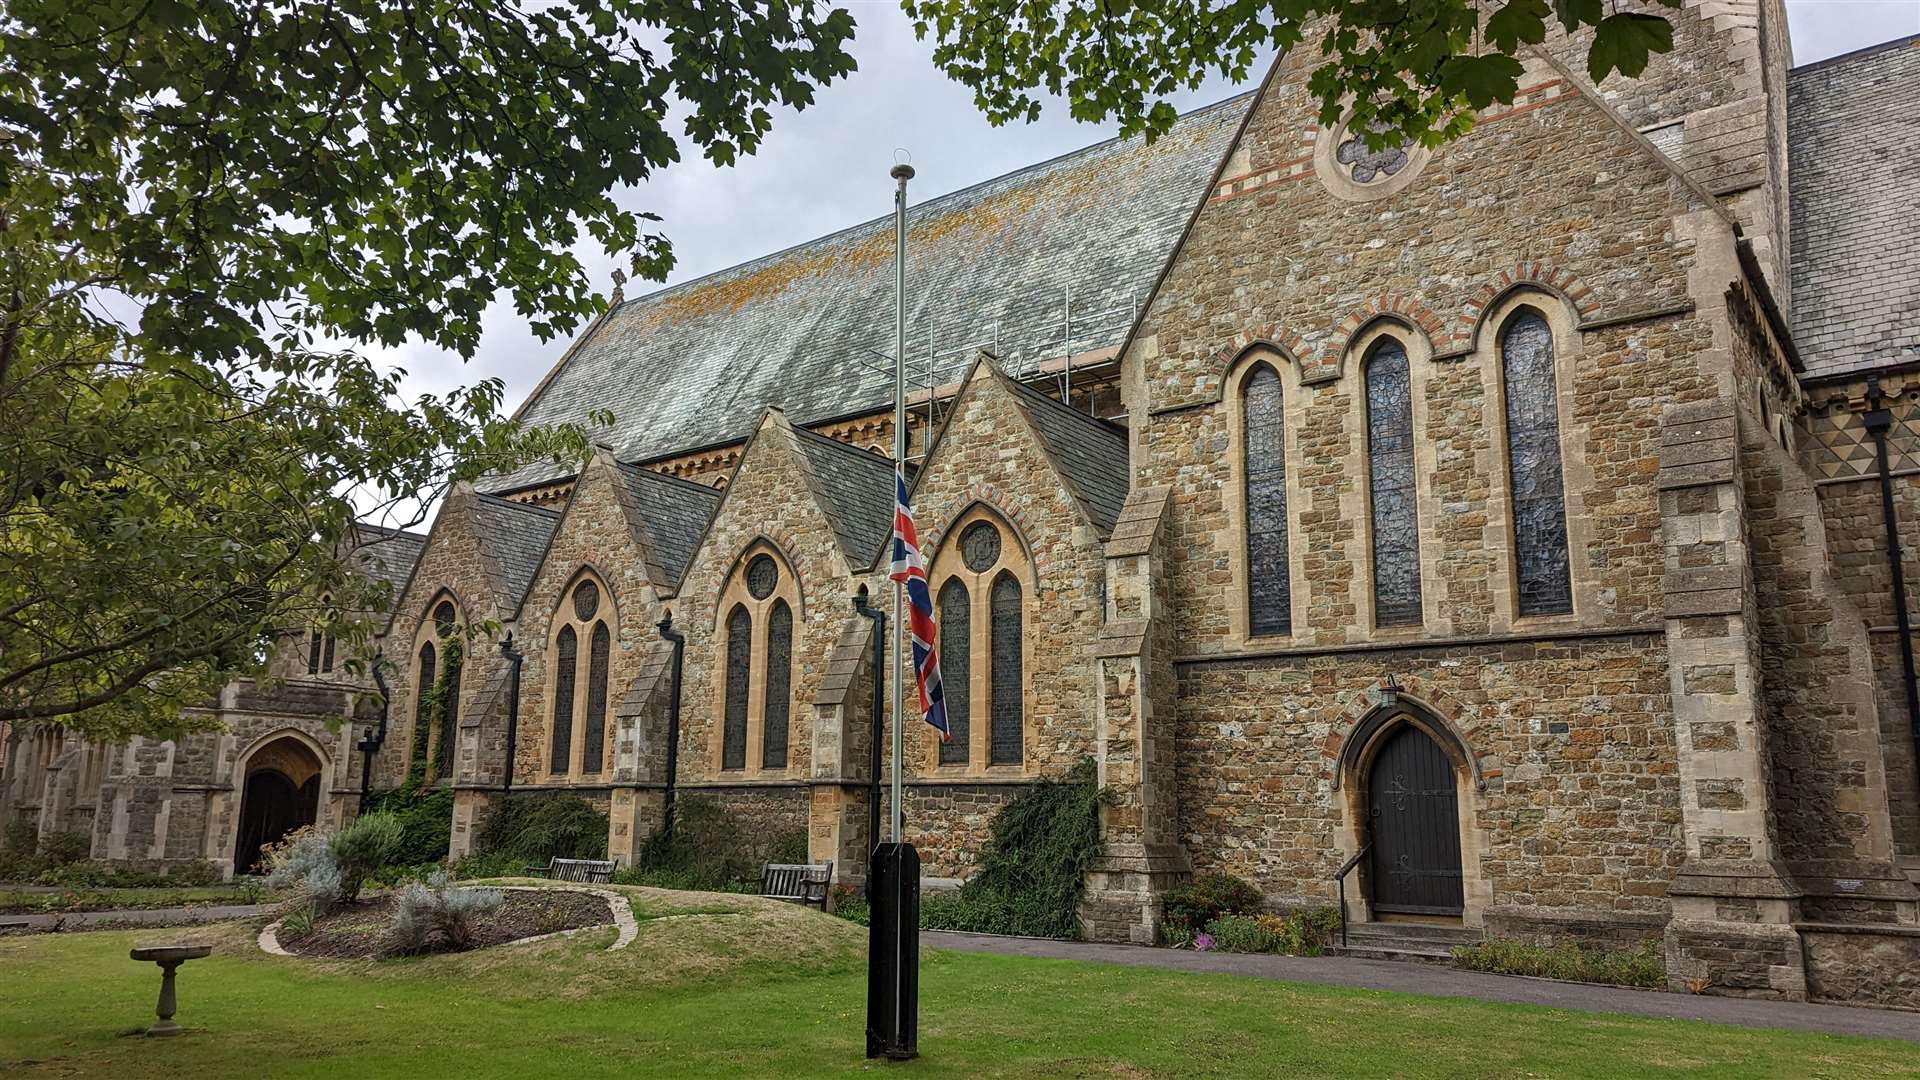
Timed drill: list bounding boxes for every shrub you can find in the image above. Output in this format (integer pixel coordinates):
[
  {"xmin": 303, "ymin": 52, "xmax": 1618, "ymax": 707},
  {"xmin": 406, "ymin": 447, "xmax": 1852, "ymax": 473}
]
[
  {"xmin": 37, "ymin": 830, "xmax": 91, "ymax": 867},
  {"xmin": 904, "ymin": 760, "xmax": 1110, "ymax": 939},
  {"xmin": 1162, "ymin": 873, "xmax": 1263, "ymax": 941},
  {"xmin": 37, "ymin": 859, "xmax": 223, "ymax": 889},
  {"xmin": 1452, "ymin": 939, "xmax": 1665, "ymax": 989},
  {"xmin": 448, "ymin": 851, "xmax": 525, "ymax": 880},
  {"xmin": 475, "ymin": 793, "xmax": 607, "ymax": 863},
  {"xmin": 386, "ymin": 870, "xmax": 503, "ymax": 955},
  {"xmin": 266, "ymin": 830, "xmax": 346, "ymax": 911},
  {"xmin": 829, "ymin": 885, "xmax": 869, "ymax": 926},
  {"xmin": 362, "ymin": 775, "xmax": 454, "ymax": 866},
  {"xmin": 617, "ymin": 797, "xmax": 787, "ymax": 893},
  {"xmin": 1200, "ymin": 909, "xmax": 1341, "ymax": 955},
  {"xmin": 329, "ymin": 813, "xmax": 406, "ymax": 900},
  {"xmin": 280, "ymin": 902, "xmax": 318, "ymax": 941}
]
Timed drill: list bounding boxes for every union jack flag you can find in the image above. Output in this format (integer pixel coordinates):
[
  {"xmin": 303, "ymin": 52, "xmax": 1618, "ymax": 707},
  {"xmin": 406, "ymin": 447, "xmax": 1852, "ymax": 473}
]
[{"xmin": 888, "ymin": 471, "xmax": 950, "ymax": 742}]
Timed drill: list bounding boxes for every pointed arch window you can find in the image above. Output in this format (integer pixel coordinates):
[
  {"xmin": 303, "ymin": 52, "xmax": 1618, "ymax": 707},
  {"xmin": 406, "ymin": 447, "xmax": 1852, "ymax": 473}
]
[
  {"xmin": 424, "ymin": 599, "xmax": 462, "ymax": 777},
  {"xmin": 412, "ymin": 641, "xmax": 437, "ymax": 762},
  {"xmin": 715, "ymin": 544, "xmax": 802, "ymax": 775},
  {"xmin": 306, "ymin": 594, "xmax": 337, "ymax": 675},
  {"xmin": 1365, "ymin": 340, "xmax": 1423, "ymax": 626},
  {"xmin": 927, "ymin": 510, "xmax": 1030, "ymax": 772},
  {"xmin": 762, "ymin": 601, "xmax": 792, "ymax": 768},
  {"xmin": 1243, "ymin": 364, "xmax": 1292, "ymax": 637},
  {"xmin": 549, "ymin": 626, "xmax": 577, "ymax": 774},
  {"xmin": 722, "ymin": 605, "xmax": 752, "ymax": 770},
  {"xmin": 548, "ymin": 575, "xmax": 616, "ymax": 778},
  {"xmin": 1500, "ymin": 310, "xmax": 1572, "ymax": 616},
  {"xmin": 937, "ymin": 580, "xmax": 971, "ymax": 766},
  {"xmin": 989, "ymin": 573, "xmax": 1024, "ymax": 766}
]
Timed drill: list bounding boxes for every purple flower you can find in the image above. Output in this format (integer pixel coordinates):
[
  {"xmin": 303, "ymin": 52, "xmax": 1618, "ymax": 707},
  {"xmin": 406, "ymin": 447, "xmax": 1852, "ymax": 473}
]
[{"xmin": 1193, "ymin": 932, "xmax": 1215, "ymax": 952}]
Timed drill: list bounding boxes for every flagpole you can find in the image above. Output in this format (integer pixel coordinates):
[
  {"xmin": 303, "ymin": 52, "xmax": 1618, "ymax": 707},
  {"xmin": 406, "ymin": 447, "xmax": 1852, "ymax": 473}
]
[{"xmin": 889, "ymin": 162, "xmax": 912, "ymax": 844}]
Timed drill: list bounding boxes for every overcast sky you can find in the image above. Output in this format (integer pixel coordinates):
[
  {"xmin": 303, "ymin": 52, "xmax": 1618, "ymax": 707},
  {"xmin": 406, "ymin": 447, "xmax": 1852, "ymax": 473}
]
[{"xmin": 371, "ymin": 1, "xmax": 1919, "ymax": 415}]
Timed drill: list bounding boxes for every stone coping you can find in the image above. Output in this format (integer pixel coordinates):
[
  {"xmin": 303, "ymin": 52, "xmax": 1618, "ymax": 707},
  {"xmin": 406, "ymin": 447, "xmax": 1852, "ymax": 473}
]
[{"xmin": 258, "ymin": 883, "xmax": 637, "ymax": 958}]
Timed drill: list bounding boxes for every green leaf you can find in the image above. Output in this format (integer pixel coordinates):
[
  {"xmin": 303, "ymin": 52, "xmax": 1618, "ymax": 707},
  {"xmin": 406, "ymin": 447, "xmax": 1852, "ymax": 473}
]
[
  {"xmin": 1589, "ymin": 12, "xmax": 1675, "ymax": 82},
  {"xmin": 1487, "ymin": 0, "xmax": 1551, "ymax": 53},
  {"xmin": 1438, "ymin": 53, "xmax": 1526, "ymax": 110}
]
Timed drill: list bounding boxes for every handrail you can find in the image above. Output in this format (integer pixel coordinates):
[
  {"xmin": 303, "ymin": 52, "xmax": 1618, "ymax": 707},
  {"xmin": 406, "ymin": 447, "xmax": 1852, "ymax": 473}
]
[{"xmin": 1332, "ymin": 843, "xmax": 1371, "ymax": 949}]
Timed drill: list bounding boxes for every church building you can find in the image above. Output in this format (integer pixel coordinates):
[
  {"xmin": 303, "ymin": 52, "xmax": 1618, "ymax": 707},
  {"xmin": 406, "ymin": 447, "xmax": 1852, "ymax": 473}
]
[{"xmin": 6, "ymin": 7, "xmax": 1919, "ymax": 1008}]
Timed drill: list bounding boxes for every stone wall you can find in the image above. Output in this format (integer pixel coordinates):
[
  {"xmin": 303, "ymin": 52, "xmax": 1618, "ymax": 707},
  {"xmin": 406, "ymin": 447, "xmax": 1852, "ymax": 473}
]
[{"xmin": 1174, "ymin": 640, "xmax": 1683, "ymax": 920}]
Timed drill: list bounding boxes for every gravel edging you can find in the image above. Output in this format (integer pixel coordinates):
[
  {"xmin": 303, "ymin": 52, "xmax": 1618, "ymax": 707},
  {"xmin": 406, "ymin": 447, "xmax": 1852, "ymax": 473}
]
[{"xmin": 259, "ymin": 884, "xmax": 636, "ymax": 958}]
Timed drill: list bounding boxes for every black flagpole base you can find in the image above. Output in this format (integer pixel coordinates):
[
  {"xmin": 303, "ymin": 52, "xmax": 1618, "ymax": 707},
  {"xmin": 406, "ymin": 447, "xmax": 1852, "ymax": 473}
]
[{"xmin": 865, "ymin": 842, "xmax": 921, "ymax": 1060}]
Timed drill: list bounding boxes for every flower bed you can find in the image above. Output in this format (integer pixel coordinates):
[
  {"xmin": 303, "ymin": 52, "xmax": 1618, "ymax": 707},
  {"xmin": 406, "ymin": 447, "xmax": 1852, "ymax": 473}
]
[{"xmin": 278, "ymin": 889, "xmax": 612, "ymax": 960}]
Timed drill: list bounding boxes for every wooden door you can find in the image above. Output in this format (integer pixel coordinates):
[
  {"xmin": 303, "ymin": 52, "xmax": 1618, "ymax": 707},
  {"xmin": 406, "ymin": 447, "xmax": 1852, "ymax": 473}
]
[{"xmin": 1367, "ymin": 724, "xmax": 1464, "ymax": 916}]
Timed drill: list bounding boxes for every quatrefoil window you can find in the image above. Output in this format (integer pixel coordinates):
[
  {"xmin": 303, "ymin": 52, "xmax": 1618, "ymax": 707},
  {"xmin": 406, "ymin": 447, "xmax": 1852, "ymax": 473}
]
[{"xmin": 1335, "ymin": 126, "xmax": 1410, "ymax": 184}]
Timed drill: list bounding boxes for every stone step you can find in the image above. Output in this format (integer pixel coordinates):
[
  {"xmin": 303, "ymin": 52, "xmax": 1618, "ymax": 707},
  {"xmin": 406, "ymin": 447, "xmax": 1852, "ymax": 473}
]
[{"xmin": 1331, "ymin": 921, "xmax": 1482, "ymax": 964}]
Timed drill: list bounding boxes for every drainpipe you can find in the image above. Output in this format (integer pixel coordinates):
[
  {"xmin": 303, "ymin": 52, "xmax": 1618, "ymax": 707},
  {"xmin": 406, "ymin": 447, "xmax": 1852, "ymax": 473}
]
[
  {"xmin": 852, "ymin": 587, "xmax": 887, "ymax": 897},
  {"xmin": 1863, "ymin": 379, "xmax": 1920, "ymax": 791},
  {"xmin": 358, "ymin": 657, "xmax": 392, "ymax": 813},
  {"xmin": 657, "ymin": 613, "xmax": 686, "ymax": 836},
  {"xmin": 499, "ymin": 635, "xmax": 524, "ymax": 796}
]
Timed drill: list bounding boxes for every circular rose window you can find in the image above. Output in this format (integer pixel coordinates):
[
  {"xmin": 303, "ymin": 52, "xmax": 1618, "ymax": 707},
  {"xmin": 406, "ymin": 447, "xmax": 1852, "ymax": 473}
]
[
  {"xmin": 1314, "ymin": 115, "xmax": 1431, "ymax": 202},
  {"xmin": 571, "ymin": 580, "xmax": 599, "ymax": 621},
  {"xmin": 746, "ymin": 554, "xmax": 778, "ymax": 600},
  {"xmin": 961, "ymin": 521, "xmax": 1002, "ymax": 573}
]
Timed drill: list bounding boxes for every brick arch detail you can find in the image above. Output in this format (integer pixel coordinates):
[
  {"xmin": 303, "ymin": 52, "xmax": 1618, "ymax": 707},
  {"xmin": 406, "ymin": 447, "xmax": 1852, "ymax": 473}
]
[
  {"xmin": 924, "ymin": 487, "xmax": 1041, "ymax": 577},
  {"xmin": 1456, "ymin": 262, "xmax": 1602, "ymax": 350},
  {"xmin": 713, "ymin": 529, "xmax": 810, "ymax": 627},
  {"xmin": 1332, "ymin": 295, "xmax": 1451, "ymax": 371},
  {"xmin": 1322, "ymin": 677, "xmax": 1500, "ymax": 793}
]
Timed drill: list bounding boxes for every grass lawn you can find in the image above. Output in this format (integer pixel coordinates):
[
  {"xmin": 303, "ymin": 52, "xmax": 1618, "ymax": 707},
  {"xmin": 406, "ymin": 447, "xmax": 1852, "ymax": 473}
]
[
  {"xmin": 1, "ymin": 885, "xmax": 274, "ymax": 915},
  {"xmin": 1, "ymin": 884, "xmax": 1911, "ymax": 1079}
]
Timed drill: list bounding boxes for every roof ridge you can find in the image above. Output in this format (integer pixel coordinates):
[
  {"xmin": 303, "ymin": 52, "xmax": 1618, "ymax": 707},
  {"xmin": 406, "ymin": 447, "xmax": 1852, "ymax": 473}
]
[
  {"xmin": 1002, "ymin": 374, "xmax": 1128, "ymax": 443},
  {"xmin": 476, "ymin": 491, "xmax": 561, "ymax": 517},
  {"xmin": 610, "ymin": 91, "xmax": 1258, "ymax": 315},
  {"xmin": 354, "ymin": 521, "xmax": 429, "ymax": 541},
  {"xmin": 613, "ymin": 458, "xmax": 725, "ymax": 500},
  {"xmin": 1790, "ymin": 32, "xmax": 1920, "ymax": 76},
  {"xmin": 793, "ymin": 423, "xmax": 896, "ymax": 468}
]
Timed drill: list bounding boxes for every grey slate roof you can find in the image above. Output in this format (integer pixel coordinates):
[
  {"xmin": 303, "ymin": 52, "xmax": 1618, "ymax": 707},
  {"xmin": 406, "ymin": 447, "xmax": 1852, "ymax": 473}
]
[
  {"xmin": 490, "ymin": 92, "xmax": 1251, "ymax": 491},
  {"xmin": 1788, "ymin": 35, "xmax": 1920, "ymax": 379},
  {"xmin": 792, "ymin": 425, "xmax": 897, "ymax": 568},
  {"xmin": 612, "ymin": 461, "xmax": 723, "ymax": 585},
  {"xmin": 473, "ymin": 494, "xmax": 561, "ymax": 608},
  {"xmin": 349, "ymin": 524, "xmax": 428, "ymax": 597},
  {"xmin": 1001, "ymin": 374, "xmax": 1130, "ymax": 533}
]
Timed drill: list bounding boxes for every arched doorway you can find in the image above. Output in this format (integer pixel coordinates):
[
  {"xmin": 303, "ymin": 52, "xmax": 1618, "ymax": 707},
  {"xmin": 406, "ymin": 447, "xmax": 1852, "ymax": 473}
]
[
  {"xmin": 233, "ymin": 735, "xmax": 323, "ymax": 874},
  {"xmin": 1365, "ymin": 723, "xmax": 1464, "ymax": 917}
]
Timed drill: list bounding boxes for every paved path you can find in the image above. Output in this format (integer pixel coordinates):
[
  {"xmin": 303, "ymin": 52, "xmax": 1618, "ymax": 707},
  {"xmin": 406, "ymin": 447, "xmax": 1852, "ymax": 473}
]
[
  {"xmin": 926, "ymin": 931, "xmax": 1920, "ymax": 1043},
  {"xmin": 0, "ymin": 903, "xmax": 273, "ymax": 932}
]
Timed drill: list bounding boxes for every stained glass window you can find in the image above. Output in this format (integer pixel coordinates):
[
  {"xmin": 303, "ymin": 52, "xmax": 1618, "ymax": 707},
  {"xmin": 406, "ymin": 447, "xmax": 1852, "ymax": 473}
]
[
  {"xmin": 572, "ymin": 580, "xmax": 600, "ymax": 621},
  {"xmin": 436, "ymin": 642, "xmax": 462, "ymax": 776},
  {"xmin": 989, "ymin": 573, "xmax": 1023, "ymax": 766},
  {"xmin": 434, "ymin": 601, "xmax": 456, "ymax": 635},
  {"xmin": 1335, "ymin": 126, "xmax": 1410, "ymax": 183},
  {"xmin": 938, "ymin": 579, "xmax": 971, "ymax": 766},
  {"xmin": 762, "ymin": 602, "xmax": 792, "ymax": 768},
  {"xmin": 746, "ymin": 554, "xmax": 778, "ymax": 600},
  {"xmin": 320, "ymin": 633, "xmax": 334, "ymax": 673},
  {"xmin": 413, "ymin": 642, "xmax": 436, "ymax": 762},
  {"xmin": 1501, "ymin": 311, "xmax": 1573, "ymax": 616},
  {"xmin": 1244, "ymin": 365, "xmax": 1292, "ymax": 636},
  {"xmin": 583, "ymin": 622, "xmax": 610, "ymax": 773},
  {"xmin": 550, "ymin": 625, "xmax": 577, "ymax": 773},
  {"xmin": 307, "ymin": 632, "xmax": 323, "ymax": 675},
  {"xmin": 1366, "ymin": 340, "xmax": 1423, "ymax": 626},
  {"xmin": 961, "ymin": 521, "xmax": 1002, "ymax": 573},
  {"xmin": 722, "ymin": 605, "xmax": 751, "ymax": 769}
]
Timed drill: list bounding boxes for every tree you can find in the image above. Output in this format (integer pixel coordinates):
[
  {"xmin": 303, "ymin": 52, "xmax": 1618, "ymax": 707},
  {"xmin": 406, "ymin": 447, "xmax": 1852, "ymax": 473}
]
[
  {"xmin": 902, "ymin": 0, "xmax": 1679, "ymax": 148},
  {"xmin": 0, "ymin": 0, "xmax": 857, "ymax": 738}
]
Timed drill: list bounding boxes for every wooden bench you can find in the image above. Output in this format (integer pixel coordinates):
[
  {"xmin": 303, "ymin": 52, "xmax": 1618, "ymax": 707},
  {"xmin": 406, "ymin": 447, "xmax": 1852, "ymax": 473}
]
[
  {"xmin": 761, "ymin": 861, "xmax": 833, "ymax": 910},
  {"xmin": 525, "ymin": 857, "xmax": 618, "ymax": 884}
]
